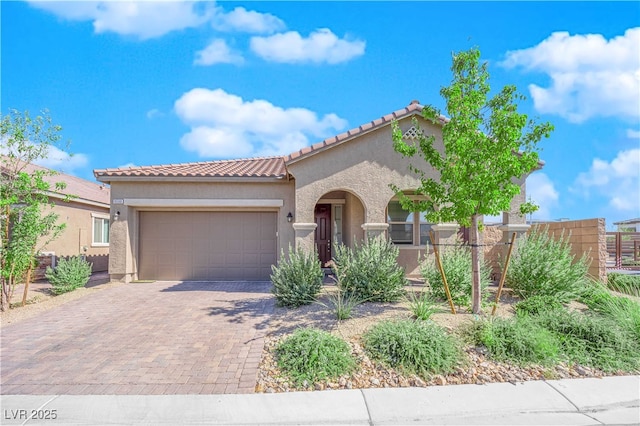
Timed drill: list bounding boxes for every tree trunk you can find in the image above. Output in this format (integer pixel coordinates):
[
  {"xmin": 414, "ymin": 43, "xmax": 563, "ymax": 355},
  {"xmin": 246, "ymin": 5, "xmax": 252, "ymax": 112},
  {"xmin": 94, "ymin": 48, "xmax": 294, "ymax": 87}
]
[
  {"xmin": 22, "ymin": 255, "xmax": 35, "ymax": 307},
  {"xmin": 470, "ymin": 214, "xmax": 482, "ymax": 314}
]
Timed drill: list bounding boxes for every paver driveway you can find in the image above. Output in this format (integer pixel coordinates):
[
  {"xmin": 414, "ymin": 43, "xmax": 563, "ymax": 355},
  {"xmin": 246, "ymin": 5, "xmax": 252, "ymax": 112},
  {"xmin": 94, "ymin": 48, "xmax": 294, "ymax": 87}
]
[{"xmin": 1, "ymin": 281, "xmax": 274, "ymax": 395}]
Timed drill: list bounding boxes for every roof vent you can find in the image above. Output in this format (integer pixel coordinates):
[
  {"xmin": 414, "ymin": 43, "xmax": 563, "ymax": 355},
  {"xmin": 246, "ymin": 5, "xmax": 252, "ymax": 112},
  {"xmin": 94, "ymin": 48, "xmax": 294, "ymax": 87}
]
[{"xmin": 402, "ymin": 126, "xmax": 422, "ymax": 140}]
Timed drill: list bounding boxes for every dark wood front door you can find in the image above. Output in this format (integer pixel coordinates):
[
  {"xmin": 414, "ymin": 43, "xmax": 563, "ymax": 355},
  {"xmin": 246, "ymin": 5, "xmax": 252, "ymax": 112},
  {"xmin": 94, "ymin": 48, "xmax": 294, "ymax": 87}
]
[{"xmin": 314, "ymin": 204, "xmax": 332, "ymax": 266}]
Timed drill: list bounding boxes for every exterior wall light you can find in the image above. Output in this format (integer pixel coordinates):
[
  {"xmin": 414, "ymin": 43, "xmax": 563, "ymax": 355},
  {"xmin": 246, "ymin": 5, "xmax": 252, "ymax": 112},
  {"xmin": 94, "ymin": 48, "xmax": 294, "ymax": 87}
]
[
  {"xmin": 114, "ymin": 211, "xmax": 120, "ymax": 221},
  {"xmin": 287, "ymin": 212, "xmax": 293, "ymax": 223}
]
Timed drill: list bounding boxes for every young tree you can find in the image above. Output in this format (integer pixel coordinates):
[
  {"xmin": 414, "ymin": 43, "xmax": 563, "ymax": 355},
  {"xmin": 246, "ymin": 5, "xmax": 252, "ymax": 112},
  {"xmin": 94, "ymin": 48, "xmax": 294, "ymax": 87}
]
[
  {"xmin": 392, "ymin": 47, "xmax": 554, "ymax": 314},
  {"xmin": 1, "ymin": 109, "xmax": 68, "ymax": 310}
]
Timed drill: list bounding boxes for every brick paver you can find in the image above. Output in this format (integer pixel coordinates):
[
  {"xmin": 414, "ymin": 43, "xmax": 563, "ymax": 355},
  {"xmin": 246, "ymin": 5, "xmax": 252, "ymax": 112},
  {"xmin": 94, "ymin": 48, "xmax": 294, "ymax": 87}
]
[{"xmin": 1, "ymin": 281, "xmax": 273, "ymax": 394}]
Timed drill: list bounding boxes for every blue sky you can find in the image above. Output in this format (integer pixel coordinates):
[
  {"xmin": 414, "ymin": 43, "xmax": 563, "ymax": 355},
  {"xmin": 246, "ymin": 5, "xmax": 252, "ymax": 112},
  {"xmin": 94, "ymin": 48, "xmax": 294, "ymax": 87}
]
[{"xmin": 2, "ymin": 1, "xmax": 639, "ymax": 228}]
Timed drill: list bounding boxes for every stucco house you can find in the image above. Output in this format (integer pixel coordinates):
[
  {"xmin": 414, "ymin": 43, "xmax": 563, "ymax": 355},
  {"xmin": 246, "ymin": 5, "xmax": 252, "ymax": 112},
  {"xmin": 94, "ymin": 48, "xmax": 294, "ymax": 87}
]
[
  {"xmin": 2, "ymin": 161, "xmax": 111, "ymax": 274},
  {"xmin": 94, "ymin": 101, "xmax": 530, "ymax": 283},
  {"xmin": 33, "ymin": 163, "xmax": 111, "ymax": 273}
]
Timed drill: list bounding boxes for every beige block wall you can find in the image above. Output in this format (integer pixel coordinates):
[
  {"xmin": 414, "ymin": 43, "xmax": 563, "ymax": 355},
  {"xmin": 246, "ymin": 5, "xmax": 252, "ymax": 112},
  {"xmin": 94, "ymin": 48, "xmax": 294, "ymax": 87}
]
[
  {"xmin": 39, "ymin": 199, "xmax": 110, "ymax": 272},
  {"xmin": 107, "ymin": 180, "xmax": 295, "ymax": 282},
  {"xmin": 535, "ymin": 218, "xmax": 607, "ymax": 282},
  {"xmin": 484, "ymin": 218, "xmax": 607, "ymax": 283}
]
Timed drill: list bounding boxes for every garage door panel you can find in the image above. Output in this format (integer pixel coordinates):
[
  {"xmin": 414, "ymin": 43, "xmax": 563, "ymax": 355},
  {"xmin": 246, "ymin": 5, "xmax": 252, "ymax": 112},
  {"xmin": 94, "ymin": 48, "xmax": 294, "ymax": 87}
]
[{"xmin": 139, "ymin": 211, "xmax": 276, "ymax": 281}]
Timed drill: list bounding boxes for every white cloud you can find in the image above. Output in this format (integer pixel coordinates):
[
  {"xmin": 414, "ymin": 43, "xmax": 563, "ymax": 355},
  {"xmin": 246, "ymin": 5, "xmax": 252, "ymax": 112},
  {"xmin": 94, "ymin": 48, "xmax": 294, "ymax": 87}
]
[
  {"xmin": 146, "ymin": 108, "xmax": 164, "ymax": 119},
  {"xmin": 527, "ymin": 172, "xmax": 559, "ymax": 220},
  {"xmin": 627, "ymin": 129, "xmax": 640, "ymax": 139},
  {"xmin": 250, "ymin": 28, "xmax": 366, "ymax": 64},
  {"xmin": 33, "ymin": 145, "xmax": 89, "ymax": 173},
  {"xmin": 174, "ymin": 88, "xmax": 347, "ymax": 158},
  {"xmin": 211, "ymin": 6, "xmax": 285, "ymax": 34},
  {"xmin": 194, "ymin": 39, "xmax": 244, "ymax": 66},
  {"xmin": 501, "ymin": 28, "xmax": 640, "ymax": 123},
  {"xmin": 573, "ymin": 149, "xmax": 640, "ymax": 212},
  {"xmin": 28, "ymin": 1, "xmax": 212, "ymax": 40}
]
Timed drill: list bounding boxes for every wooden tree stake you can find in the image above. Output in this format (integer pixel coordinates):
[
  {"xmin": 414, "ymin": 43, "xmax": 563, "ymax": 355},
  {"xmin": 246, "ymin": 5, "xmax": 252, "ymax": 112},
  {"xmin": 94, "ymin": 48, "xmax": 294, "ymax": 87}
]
[
  {"xmin": 492, "ymin": 231, "xmax": 517, "ymax": 316},
  {"xmin": 430, "ymin": 231, "xmax": 456, "ymax": 314}
]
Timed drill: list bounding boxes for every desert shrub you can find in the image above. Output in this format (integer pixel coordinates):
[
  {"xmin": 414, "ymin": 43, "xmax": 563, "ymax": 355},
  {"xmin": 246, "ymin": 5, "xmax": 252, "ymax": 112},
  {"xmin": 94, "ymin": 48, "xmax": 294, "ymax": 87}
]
[
  {"xmin": 580, "ymin": 284, "xmax": 640, "ymax": 342},
  {"xmin": 332, "ymin": 237, "xmax": 406, "ymax": 302},
  {"xmin": 506, "ymin": 227, "xmax": 589, "ymax": 303},
  {"xmin": 275, "ymin": 328, "xmax": 356, "ymax": 385},
  {"xmin": 607, "ymin": 273, "xmax": 640, "ymax": 296},
  {"xmin": 468, "ymin": 317, "xmax": 560, "ymax": 366},
  {"xmin": 46, "ymin": 255, "xmax": 92, "ymax": 295},
  {"xmin": 271, "ymin": 246, "xmax": 324, "ymax": 308},
  {"xmin": 363, "ymin": 319, "xmax": 462, "ymax": 377},
  {"xmin": 515, "ymin": 295, "xmax": 564, "ymax": 317},
  {"xmin": 535, "ymin": 309, "xmax": 640, "ymax": 372},
  {"xmin": 420, "ymin": 245, "xmax": 490, "ymax": 309},
  {"xmin": 406, "ymin": 288, "xmax": 439, "ymax": 320}
]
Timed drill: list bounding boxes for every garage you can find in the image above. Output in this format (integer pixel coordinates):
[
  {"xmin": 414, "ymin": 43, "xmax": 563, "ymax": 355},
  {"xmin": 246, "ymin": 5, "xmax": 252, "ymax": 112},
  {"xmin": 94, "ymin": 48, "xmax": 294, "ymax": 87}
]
[{"xmin": 138, "ymin": 211, "xmax": 277, "ymax": 281}]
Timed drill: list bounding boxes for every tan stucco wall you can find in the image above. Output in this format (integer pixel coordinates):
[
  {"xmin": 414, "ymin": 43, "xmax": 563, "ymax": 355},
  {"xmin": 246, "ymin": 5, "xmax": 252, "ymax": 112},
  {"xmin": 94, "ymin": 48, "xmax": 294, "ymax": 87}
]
[
  {"xmin": 287, "ymin": 116, "xmax": 440, "ymax": 225},
  {"xmin": 286, "ymin": 115, "xmax": 442, "ymax": 270},
  {"xmin": 39, "ymin": 199, "xmax": 110, "ymax": 272},
  {"xmin": 107, "ymin": 180, "xmax": 295, "ymax": 282}
]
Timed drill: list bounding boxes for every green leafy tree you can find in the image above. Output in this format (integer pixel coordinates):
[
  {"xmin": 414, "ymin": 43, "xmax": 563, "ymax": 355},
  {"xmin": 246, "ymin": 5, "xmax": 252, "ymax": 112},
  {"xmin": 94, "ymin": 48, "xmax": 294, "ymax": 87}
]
[
  {"xmin": 392, "ymin": 47, "xmax": 554, "ymax": 314},
  {"xmin": 1, "ymin": 109, "xmax": 68, "ymax": 310}
]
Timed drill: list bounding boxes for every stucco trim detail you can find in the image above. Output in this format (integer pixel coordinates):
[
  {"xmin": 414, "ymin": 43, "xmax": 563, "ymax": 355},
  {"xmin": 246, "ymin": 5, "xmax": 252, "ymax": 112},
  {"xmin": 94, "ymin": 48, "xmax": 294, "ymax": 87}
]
[
  {"xmin": 292, "ymin": 223, "xmax": 318, "ymax": 231},
  {"xmin": 431, "ymin": 223, "xmax": 459, "ymax": 232},
  {"xmin": 123, "ymin": 199, "xmax": 284, "ymax": 208},
  {"xmin": 498, "ymin": 224, "xmax": 531, "ymax": 233},
  {"xmin": 361, "ymin": 223, "xmax": 390, "ymax": 231}
]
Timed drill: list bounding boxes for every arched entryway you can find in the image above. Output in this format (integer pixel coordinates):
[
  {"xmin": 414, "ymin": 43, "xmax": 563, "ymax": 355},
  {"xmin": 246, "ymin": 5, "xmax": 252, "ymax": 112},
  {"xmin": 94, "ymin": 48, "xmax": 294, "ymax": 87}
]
[{"xmin": 314, "ymin": 190, "xmax": 365, "ymax": 267}]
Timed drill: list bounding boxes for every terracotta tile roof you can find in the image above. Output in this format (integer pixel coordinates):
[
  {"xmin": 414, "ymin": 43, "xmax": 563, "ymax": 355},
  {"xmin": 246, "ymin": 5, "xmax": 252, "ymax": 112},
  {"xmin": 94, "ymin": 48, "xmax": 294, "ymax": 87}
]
[
  {"xmin": 285, "ymin": 100, "xmax": 445, "ymax": 163},
  {"xmin": 2, "ymin": 159, "xmax": 110, "ymax": 206},
  {"xmin": 94, "ymin": 156, "xmax": 287, "ymax": 179}
]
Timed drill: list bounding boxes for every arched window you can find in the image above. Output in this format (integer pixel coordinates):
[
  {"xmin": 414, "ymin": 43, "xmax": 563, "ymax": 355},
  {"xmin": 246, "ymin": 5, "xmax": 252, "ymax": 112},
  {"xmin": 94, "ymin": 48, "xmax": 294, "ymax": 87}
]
[{"xmin": 387, "ymin": 197, "xmax": 434, "ymax": 246}]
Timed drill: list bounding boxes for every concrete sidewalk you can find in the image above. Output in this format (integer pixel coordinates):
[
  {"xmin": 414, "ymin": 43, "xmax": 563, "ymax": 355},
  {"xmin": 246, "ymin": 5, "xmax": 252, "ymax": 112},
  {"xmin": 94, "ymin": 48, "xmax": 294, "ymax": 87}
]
[{"xmin": 1, "ymin": 376, "xmax": 638, "ymax": 425}]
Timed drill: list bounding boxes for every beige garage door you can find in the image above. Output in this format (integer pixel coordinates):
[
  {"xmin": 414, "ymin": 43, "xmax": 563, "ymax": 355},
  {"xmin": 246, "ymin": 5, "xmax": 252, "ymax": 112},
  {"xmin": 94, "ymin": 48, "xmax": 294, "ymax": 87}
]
[{"xmin": 138, "ymin": 211, "xmax": 277, "ymax": 281}]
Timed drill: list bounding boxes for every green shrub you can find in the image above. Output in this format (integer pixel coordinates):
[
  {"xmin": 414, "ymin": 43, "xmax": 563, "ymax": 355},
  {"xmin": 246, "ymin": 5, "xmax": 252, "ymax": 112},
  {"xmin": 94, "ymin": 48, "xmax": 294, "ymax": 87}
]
[
  {"xmin": 363, "ymin": 319, "xmax": 462, "ymax": 377},
  {"xmin": 420, "ymin": 245, "xmax": 490, "ymax": 309},
  {"xmin": 332, "ymin": 237, "xmax": 406, "ymax": 302},
  {"xmin": 535, "ymin": 309, "xmax": 640, "ymax": 372},
  {"xmin": 406, "ymin": 288, "xmax": 439, "ymax": 320},
  {"xmin": 581, "ymin": 285, "xmax": 640, "ymax": 342},
  {"xmin": 469, "ymin": 317, "xmax": 560, "ymax": 366},
  {"xmin": 515, "ymin": 295, "xmax": 564, "ymax": 317},
  {"xmin": 607, "ymin": 273, "xmax": 640, "ymax": 296},
  {"xmin": 506, "ymin": 227, "xmax": 589, "ymax": 303},
  {"xmin": 271, "ymin": 246, "xmax": 324, "ymax": 308},
  {"xmin": 275, "ymin": 328, "xmax": 356, "ymax": 385},
  {"xmin": 46, "ymin": 256, "xmax": 92, "ymax": 295}
]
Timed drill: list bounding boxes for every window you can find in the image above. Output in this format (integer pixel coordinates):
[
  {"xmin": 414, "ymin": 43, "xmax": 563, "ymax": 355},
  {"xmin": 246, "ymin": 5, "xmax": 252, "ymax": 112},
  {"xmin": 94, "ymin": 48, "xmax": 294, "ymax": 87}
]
[
  {"xmin": 387, "ymin": 200, "xmax": 434, "ymax": 246},
  {"xmin": 93, "ymin": 216, "xmax": 110, "ymax": 245},
  {"xmin": 387, "ymin": 201, "xmax": 414, "ymax": 244}
]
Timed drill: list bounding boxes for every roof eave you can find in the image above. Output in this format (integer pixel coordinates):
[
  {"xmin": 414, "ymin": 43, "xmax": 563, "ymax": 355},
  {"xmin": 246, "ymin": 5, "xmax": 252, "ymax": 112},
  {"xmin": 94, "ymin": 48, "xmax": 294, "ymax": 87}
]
[{"xmin": 95, "ymin": 175, "xmax": 288, "ymax": 184}]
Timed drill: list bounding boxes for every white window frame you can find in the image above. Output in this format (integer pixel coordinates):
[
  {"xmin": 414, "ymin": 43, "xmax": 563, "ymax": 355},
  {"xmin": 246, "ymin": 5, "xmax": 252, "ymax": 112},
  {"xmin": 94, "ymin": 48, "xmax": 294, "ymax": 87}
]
[{"xmin": 91, "ymin": 213, "xmax": 110, "ymax": 247}]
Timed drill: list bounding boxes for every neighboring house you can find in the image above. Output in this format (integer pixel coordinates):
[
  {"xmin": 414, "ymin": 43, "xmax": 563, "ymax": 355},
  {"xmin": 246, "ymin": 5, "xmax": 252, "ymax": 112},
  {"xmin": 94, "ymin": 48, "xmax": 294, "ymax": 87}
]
[
  {"xmin": 613, "ymin": 218, "xmax": 640, "ymax": 232},
  {"xmin": 9, "ymin": 162, "xmax": 111, "ymax": 273},
  {"xmin": 94, "ymin": 101, "xmax": 531, "ymax": 282}
]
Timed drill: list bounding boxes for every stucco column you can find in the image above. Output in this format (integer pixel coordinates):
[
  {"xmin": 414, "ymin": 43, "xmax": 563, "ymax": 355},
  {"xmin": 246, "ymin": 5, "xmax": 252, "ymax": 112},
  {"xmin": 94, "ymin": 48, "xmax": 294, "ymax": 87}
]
[
  {"xmin": 498, "ymin": 223, "xmax": 530, "ymax": 272},
  {"xmin": 108, "ymin": 205, "xmax": 134, "ymax": 283},
  {"xmin": 293, "ymin": 223, "xmax": 317, "ymax": 254},
  {"xmin": 502, "ymin": 178, "xmax": 527, "ymax": 225},
  {"xmin": 361, "ymin": 223, "xmax": 389, "ymax": 240},
  {"xmin": 431, "ymin": 223, "xmax": 459, "ymax": 247}
]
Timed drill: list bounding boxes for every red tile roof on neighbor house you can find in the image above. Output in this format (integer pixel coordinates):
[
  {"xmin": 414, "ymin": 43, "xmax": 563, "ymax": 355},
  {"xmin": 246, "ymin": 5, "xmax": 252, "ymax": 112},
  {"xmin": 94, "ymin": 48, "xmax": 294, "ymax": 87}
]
[
  {"xmin": 2, "ymin": 160, "xmax": 110, "ymax": 206},
  {"xmin": 94, "ymin": 156, "xmax": 287, "ymax": 179}
]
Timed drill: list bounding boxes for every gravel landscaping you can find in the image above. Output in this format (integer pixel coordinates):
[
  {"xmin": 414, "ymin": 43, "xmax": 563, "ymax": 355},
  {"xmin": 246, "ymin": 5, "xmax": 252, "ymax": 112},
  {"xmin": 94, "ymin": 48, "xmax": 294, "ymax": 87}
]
[{"xmin": 256, "ymin": 283, "xmax": 631, "ymax": 393}]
